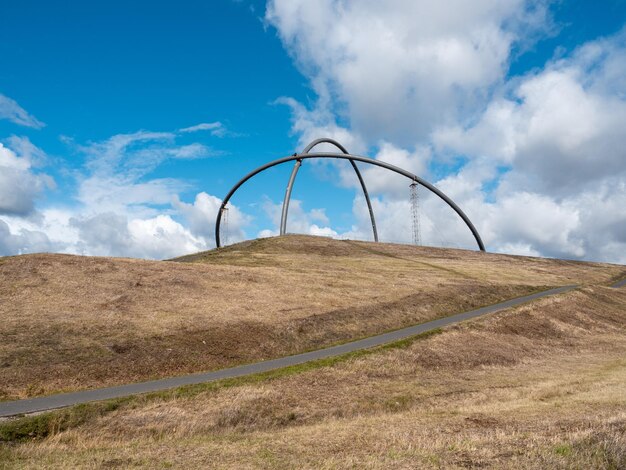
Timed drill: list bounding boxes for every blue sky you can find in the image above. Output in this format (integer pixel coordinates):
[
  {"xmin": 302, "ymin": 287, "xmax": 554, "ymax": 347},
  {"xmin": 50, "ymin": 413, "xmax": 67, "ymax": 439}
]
[{"xmin": 1, "ymin": 0, "xmax": 626, "ymax": 262}]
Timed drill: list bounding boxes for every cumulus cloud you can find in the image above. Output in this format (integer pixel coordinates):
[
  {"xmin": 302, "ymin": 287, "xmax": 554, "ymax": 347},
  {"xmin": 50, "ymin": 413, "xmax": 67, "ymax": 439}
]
[
  {"xmin": 0, "ymin": 219, "xmax": 56, "ymax": 256},
  {"xmin": 339, "ymin": 190, "xmax": 478, "ymax": 248},
  {"xmin": 435, "ymin": 29, "xmax": 626, "ymax": 197},
  {"xmin": 431, "ymin": 29, "xmax": 626, "ymax": 261},
  {"xmin": 70, "ymin": 212, "xmax": 206, "ymax": 259},
  {"xmin": 267, "ymin": 0, "xmax": 549, "ymax": 145},
  {"xmin": 173, "ymin": 192, "xmax": 249, "ymax": 246},
  {"xmin": 0, "ymin": 138, "xmax": 54, "ymax": 216},
  {"xmin": 70, "ymin": 212, "xmax": 133, "ymax": 256},
  {"xmin": 0, "ymin": 127, "xmax": 241, "ymax": 259},
  {"xmin": 356, "ymin": 143, "xmax": 431, "ymax": 200},
  {"xmin": 258, "ymin": 196, "xmax": 338, "ymax": 239},
  {"xmin": 275, "ymin": 96, "xmax": 367, "ymax": 154},
  {"xmin": 0, "ymin": 93, "xmax": 45, "ymax": 128},
  {"xmin": 127, "ymin": 215, "xmax": 206, "ymax": 259},
  {"xmin": 266, "ymin": 1, "xmax": 626, "ymax": 263},
  {"xmin": 57, "ymin": 130, "xmax": 237, "ymax": 257}
]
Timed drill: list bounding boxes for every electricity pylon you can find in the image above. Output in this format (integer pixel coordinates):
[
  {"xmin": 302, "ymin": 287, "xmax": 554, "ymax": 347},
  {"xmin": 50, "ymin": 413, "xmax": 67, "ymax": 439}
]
[{"xmin": 409, "ymin": 181, "xmax": 421, "ymax": 245}]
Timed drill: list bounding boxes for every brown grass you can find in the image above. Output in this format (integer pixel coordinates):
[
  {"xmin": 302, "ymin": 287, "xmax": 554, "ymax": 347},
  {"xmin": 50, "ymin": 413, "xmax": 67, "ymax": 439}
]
[
  {"xmin": 1, "ymin": 284, "xmax": 625, "ymax": 468},
  {"xmin": 0, "ymin": 235, "xmax": 624, "ymax": 401}
]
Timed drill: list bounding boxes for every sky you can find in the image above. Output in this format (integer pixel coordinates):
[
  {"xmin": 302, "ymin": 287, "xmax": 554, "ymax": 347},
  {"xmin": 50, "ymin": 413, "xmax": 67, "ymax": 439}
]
[{"xmin": 1, "ymin": 0, "xmax": 626, "ymax": 263}]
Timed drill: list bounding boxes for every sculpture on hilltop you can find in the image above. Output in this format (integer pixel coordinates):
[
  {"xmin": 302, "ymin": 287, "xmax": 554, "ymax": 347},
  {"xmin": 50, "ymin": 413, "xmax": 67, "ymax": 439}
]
[{"xmin": 215, "ymin": 138, "xmax": 485, "ymax": 252}]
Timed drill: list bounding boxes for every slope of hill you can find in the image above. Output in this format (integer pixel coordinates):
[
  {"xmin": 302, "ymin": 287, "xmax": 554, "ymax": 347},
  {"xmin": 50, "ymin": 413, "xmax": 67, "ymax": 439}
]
[
  {"xmin": 1, "ymin": 235, "xmax": 626, "ymax": 468},
  {"xmin": 1, "ymin": 267, "xmax": 625, "ymax": 468},
  {"xmin": 0, "ymin": 235, "xmax": 624, "ymax": 401}
]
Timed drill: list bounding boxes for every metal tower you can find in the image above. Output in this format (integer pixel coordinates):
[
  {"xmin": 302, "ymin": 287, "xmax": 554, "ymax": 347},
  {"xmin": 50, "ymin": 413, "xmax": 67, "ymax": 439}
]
[
  {"xmin": 221, "ymin": 206, "xmax": 229, "ymax": 246},
  {"xmin": 409, "ymin": 180, "xmax": 421, "ymax": 245}
]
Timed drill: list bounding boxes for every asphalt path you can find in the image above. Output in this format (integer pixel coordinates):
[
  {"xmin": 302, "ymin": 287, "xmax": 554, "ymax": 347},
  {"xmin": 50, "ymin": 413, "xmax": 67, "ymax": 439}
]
[
  {"xmin": 0, "ymin": 285, "xmax": 577, "ymax": 418},
  {"xmin": 612, "ymin": 277, "xmax": 626, "ymax": 288}
]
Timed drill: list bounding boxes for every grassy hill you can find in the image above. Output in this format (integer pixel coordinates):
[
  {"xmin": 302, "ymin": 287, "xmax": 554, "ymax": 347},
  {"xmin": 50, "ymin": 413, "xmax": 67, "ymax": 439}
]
[
  {"xmin": 1, "ymin": 235, "xmax": 625, "ymax": 468},
  {"xmin": 0, "ymin": 235, "xmax": 624, "ymax": 401}
]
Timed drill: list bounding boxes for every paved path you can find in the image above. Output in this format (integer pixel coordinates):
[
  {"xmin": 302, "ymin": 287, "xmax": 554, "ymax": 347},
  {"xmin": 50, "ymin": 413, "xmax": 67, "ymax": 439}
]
[
  {"xmin": 0, "ymin": 285, "xmax": 577, "ymax": 418},
  {"xmin": 612, "ymin": 277, "xmax": 626, "ymax": 288}
]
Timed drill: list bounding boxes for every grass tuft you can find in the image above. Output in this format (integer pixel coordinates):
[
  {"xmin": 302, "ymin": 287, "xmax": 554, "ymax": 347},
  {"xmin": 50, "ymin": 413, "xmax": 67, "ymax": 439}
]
[
  {"xmin": 554, "ymin": 443, "xmax": 572, "ymax": 456},
  {"xmin": 0, "ymin": 400, "xmax": 124, "ymax": 442}
]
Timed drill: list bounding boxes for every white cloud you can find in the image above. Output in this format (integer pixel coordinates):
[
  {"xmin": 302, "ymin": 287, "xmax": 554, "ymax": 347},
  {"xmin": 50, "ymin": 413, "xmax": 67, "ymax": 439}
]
[
  {"xmin": 66, "ymin": 130, "xmax": 219, "ymax": 217},
  {"xmin": 486, "ymin": 192, "xmax": 584, "ymax": 258},
  {"xmin": 267, "ymin": 0, "xmax": 549, "ymax": 145},
  {"xmin": 0, "ymin": 128, "xmax": 244, "ymax": 259},
  {"xmin": 75, "ymin": 130, "xmax": 215, "ymax": 175},
  {"xmin": 0, "ymin": 219, "xmax": 57, "ymax": 256},
  {"xmin": 179, "ymin": 121, "xmax": 227, "ymax": 137},
  {"xmin": 70, "ymin": 212, "xmax": 133, "ymax": 256},
  {"xmin": 430, "ymin": 30, "xmax": 626, "ymax": 261},
  {"xmin": 57, "ymin": 130, "xmax": 239, "ymax": 257},
  {"xmin": 0, "ymin": 138, "xmax": 54, "ymax": 216},
  {"xmin": 258, "ymin": 196, "xmax": 337, "ymax": 238},
  {"xmin": 357, "ymin": 142, "xmax": 431, "ymax": 199},
  {"xmin": 173, "ymin": 192, "xmax": 249, "ymax": 246},
  {"xmin": 127, "ymin": 215, "xmax": 205, "ymax": 259},
  {"xmin": 308, "ymin": 224, "xmax": 338, "ymax": 237},
  {"xmin": 3, "ymin": 4, "xmax": 625, "ymax": 264},
  {"xmin": 0, "ymin": 93, "xmax": 45, "ymax": 128},
  {"xmin": 267, "ymin": 1, "xmax": 626, "ymax": 263},
  {"xmin": 339, "ymin": 191, "xmax": 476, "ymax": 248},
  {"xmin": 275, "ymin": 96, "xmax": 367, "ymax": 154},
  {"xmin": 435, "ymin": 30, "xmax": 626, "ymax": 197},
  {"xmin": 257, "ymin": 229, "xmax": 275, "ymax": 239},
  {"xmin": 69, "ymin": 212, "xmax": 207, "ymax": 259}
]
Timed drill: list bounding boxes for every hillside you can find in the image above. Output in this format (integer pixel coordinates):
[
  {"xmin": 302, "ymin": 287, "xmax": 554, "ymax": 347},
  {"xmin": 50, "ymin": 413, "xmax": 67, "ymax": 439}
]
[
  {"xmin": 0, "ymin": 235, "xmax": 624, "ymax": 402},
  {"xmin": 1, "ymin": 235, "xmax": 626, "ymax": 468}
]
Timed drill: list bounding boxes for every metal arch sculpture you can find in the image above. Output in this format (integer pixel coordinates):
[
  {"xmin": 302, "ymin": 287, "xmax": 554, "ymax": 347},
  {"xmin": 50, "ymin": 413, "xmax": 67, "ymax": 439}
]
[
  {"xmin": 281, "ymin": 138, "xmax": 378, "ymax": 242},
  {"xmin": 215, "ymin": 139, "xmax": 486, "ymax": 252}
]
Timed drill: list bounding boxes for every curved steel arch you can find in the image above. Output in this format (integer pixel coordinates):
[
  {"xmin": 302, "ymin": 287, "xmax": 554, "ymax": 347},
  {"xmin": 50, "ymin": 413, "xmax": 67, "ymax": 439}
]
[
  {"xmin": 280, "ymin": 138, "xmax": 378, "ymax": 242},
  {"xmin": 215, "ymin": 144, "xmax": 486, "ymax": 252}
]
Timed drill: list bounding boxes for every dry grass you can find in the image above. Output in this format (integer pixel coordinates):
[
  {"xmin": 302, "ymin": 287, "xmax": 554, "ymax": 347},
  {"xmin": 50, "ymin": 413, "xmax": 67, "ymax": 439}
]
[
  {"xmin": 1, "ymin": 235, "xmax": 624, "ymax": 400},
  {"xmin": 1, "ymin": 284, "xmax": 625, "ymax": 468}
]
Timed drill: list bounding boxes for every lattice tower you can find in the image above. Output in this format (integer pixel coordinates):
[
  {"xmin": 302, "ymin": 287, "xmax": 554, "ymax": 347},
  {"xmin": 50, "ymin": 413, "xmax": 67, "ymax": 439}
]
[
  {"xmin": 409, "ymin": 181, "xmax": 421, "ymax": 245},
  {"xmin": 221, "ymin": 206, "xmax": 229, "ymax": 246}
]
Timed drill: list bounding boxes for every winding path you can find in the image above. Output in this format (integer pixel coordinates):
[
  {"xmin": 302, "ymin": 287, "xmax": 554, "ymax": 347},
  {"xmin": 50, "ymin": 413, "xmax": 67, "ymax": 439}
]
[{"xmin": 0, "ymin": 285, "xmax": 580, "ymax": 418}]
